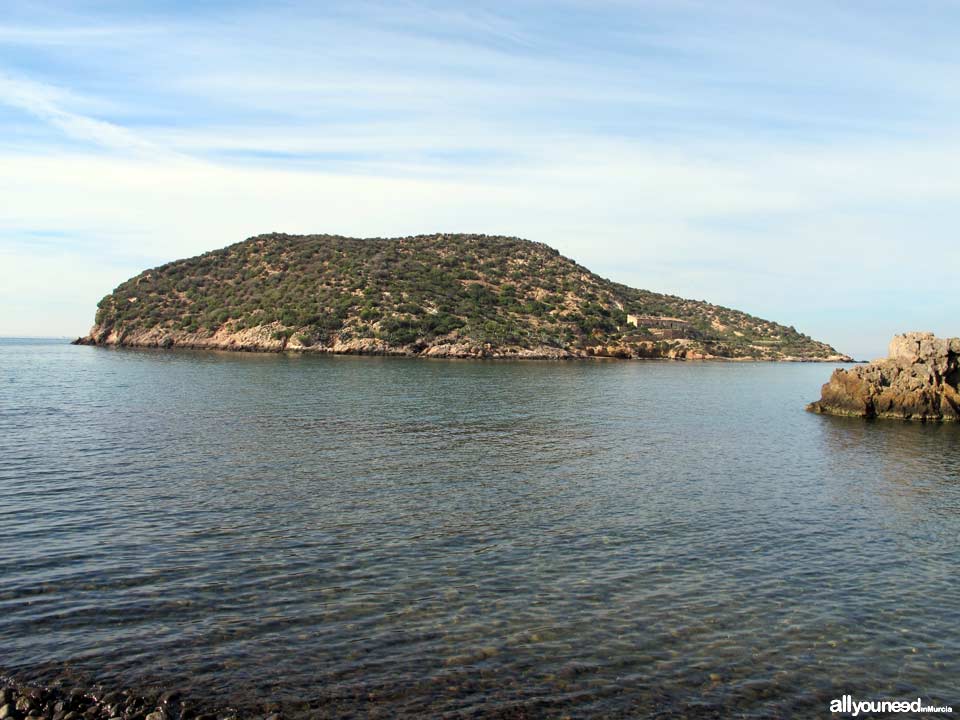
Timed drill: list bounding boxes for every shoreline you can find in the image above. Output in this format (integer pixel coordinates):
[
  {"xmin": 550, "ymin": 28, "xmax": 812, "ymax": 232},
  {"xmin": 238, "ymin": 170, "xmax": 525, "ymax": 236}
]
[
  {"xmin": 72, "ymin": 336, "xmax": 853, "ymax": 363},
  {"xmin": 0, "ymin": 674, "xmax": 266, "ymax": 720},
  {"xmin": 0, "ymin": 668, "xmax": 843, "ymax": 720}
]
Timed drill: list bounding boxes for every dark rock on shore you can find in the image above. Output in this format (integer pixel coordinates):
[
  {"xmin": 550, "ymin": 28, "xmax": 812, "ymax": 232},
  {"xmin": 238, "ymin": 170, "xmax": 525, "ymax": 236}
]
[
  {"xmin": 808, "ymin": 332, "xmax": 960, "ymax": 421},
  {"xmin": 0, "ymin": 678, "xmax": 277, "ymax": 720}
]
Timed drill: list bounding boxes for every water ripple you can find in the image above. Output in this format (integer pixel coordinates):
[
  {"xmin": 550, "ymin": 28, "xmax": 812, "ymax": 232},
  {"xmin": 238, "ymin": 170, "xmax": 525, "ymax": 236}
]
[{"xmin": 1, "ymin": 340, "xmax": 958, "ymax": 717}]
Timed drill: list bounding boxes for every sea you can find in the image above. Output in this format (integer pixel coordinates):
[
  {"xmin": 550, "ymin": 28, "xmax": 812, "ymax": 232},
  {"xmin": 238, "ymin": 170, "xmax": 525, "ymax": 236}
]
[{"xmin": 1, "ymin": 338, "xmax": 957, "ymax": 718}]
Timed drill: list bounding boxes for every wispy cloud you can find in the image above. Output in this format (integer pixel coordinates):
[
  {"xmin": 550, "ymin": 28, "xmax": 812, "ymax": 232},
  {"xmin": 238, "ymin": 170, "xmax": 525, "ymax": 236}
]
[
  {"xmin": 0, "ymin": 73, "xmax": 168, "ymax": 155},
  {"xmin": 0, "ymin": 23, "xmax": 155, "ymax": 46}
]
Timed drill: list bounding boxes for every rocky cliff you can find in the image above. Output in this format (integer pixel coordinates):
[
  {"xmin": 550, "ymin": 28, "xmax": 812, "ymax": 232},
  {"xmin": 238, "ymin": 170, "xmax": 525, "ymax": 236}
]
[
  {"xmin": 75, "ymin": 233, "xmax": 851, "ymax": 361},
  {"xmin": 808, "ymin": 332, "xmax": 960, "ymax": 421}
]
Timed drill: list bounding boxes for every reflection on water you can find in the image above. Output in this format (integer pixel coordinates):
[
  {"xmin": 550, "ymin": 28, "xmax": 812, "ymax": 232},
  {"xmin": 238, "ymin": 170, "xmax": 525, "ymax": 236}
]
[
  {"xmin": 818, "ymin": 415, "xmax": 960, "ymax": 538},
  {"xmin": 1, "ymin": 339, "xmax": 958, "ymax": 718}
]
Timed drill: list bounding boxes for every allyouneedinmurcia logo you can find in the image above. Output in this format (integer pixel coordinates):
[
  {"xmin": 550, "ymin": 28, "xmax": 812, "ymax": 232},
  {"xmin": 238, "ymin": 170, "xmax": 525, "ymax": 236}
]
[{"xmin": 830, "ymin": 695, "xmax": 953, "ymax": 716}]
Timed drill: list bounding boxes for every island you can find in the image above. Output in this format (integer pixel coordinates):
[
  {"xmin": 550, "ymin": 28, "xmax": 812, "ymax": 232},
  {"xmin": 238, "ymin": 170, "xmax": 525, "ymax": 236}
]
[
  {"xmin": 808, "ymin": 332, "xmax": 959, "ymax": 421},
  {"xmin": 75, "ymin": 233, "xmax": 852, "ymax": 361}
]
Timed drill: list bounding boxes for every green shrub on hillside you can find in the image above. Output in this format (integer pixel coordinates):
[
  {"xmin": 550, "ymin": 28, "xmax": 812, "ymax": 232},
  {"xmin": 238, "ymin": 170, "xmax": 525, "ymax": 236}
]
[{"xmin": 88, "ymin": 232, "xmax": 842, "ymax": 359}]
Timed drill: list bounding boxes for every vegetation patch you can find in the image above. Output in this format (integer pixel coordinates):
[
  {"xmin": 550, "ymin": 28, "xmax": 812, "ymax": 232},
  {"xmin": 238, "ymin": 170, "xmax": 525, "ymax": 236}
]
[{"xmin": 88, "ymin": 233, "xmax": 844, "ymax": 360}]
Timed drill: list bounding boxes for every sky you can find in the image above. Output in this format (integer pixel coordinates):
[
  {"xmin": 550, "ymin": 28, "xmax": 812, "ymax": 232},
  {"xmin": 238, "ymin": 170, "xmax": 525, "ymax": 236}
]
[{"xmin": 1, "ymin": 1, "xmax": 958, "ymax": 359}]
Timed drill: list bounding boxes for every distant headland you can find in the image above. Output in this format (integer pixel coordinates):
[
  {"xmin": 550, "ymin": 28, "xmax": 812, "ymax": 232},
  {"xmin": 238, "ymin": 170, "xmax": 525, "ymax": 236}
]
[{"xmin": 75, "ymin": 233, "xmax": 851, "ymax": 362}]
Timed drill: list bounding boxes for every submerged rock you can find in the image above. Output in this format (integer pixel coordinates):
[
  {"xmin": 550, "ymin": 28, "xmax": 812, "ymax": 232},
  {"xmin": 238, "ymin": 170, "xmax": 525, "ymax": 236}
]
[
  {"xmin": 0, "ymin": 677, "xmax": 280, "ymax": 720},
  {"xmin": 808, "ymin": 332, "xmax": 960, "ymax": 421}
]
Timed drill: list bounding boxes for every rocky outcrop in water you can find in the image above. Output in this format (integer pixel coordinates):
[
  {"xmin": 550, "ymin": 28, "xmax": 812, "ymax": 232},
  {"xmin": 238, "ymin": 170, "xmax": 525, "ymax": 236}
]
[{"xmin": 808, "ymin": 332, "xmax": 960, "ymax": 421}]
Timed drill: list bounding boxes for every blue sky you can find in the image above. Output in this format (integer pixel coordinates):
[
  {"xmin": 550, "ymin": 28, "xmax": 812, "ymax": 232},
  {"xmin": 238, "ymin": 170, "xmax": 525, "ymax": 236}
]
[{"xmin": 2, "ymin": 1, "xmax": 958, "ymax": 358}]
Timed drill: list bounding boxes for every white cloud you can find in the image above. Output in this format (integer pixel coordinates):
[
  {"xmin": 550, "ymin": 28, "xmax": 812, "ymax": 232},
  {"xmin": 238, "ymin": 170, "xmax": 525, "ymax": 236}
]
[
  {"xmin": 0, "ymin": 23, "xmax": 155, "ymax": 46},
  {"xmin": 2, "ymin": 128, "xmax": 959, "ymax": 356},
  {"xmin": 0, "ymin": 73, "xmax": 167, "ymax": 155}
]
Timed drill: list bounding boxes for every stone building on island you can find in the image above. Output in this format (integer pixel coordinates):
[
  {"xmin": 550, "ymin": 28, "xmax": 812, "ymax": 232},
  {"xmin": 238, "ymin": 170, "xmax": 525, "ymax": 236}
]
[
  {"xmin": 626, "ymin": 314, "xmax": 691, "ymax": 331},
  {"xmin": 625, "ymin": 314, "xmax": 698, "ymax": 340}
]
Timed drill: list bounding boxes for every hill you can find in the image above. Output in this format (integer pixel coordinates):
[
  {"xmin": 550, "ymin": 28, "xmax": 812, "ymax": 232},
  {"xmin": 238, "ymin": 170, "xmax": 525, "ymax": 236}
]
[{"xmin": 76, "ymin": 233, "xmax": 851, "ymax": 361}]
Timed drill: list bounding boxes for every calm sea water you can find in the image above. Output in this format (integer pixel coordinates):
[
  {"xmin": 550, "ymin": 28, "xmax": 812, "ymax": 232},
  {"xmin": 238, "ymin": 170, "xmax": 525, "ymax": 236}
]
[{"xmin": 1, "ymin": 338, "xmax": 958, "ymax": 718}]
